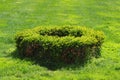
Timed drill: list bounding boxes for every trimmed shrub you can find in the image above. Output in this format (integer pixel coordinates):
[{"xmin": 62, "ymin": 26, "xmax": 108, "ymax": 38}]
[{"xmin": 15, "ymin": 26, "xmax": 105, "ymax": 64}]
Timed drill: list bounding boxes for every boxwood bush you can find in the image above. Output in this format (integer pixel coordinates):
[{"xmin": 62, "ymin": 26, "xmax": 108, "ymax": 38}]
[{"xmin": 15, "ymin": 26, "xmax": 105, "ymax": 64}]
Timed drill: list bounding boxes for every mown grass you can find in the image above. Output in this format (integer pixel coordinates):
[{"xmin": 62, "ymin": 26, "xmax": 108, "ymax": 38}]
[{"xmin": 0, "ymin": 0, "xmax": 120, "ymax": 80}]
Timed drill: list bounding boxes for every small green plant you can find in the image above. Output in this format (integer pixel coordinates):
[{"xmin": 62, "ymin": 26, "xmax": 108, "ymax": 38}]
[{"xmin": 15, "ymin": 26, "xmax": 105, "ymax": 64}]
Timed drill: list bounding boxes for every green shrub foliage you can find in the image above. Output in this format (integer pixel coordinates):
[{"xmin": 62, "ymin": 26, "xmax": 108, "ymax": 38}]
[{"xmin": 15, "ymin": 26, "xmax": 105, "ymax": 64}]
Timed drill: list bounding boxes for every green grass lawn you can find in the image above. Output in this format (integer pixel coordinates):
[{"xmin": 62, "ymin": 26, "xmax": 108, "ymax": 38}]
[{"xmin": 0, "ymin": 0, "xmax": 120, "ymax": 80}]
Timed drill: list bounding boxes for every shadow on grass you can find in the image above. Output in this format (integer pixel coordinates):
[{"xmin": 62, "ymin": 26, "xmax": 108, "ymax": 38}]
[{"xmin": 11, "ymin": 49, "xmax": 87, "ymax": 70}]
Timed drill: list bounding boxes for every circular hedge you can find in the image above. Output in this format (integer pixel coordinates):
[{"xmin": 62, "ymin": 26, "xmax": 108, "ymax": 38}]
[{"xmin": 15, "ymin": 26, "xmax": 105, "ymax": 64}]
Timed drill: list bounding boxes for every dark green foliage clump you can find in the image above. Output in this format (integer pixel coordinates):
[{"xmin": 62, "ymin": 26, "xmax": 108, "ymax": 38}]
[{"xmin": 15, "ymin": 26, "xmax": 105, "ymax": 65}]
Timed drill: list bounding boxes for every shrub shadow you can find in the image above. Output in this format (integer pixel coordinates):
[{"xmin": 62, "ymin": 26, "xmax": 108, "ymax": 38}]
[{"xmin": 11, "ymin": 49, "xmax": 86, "ymax": 70}]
